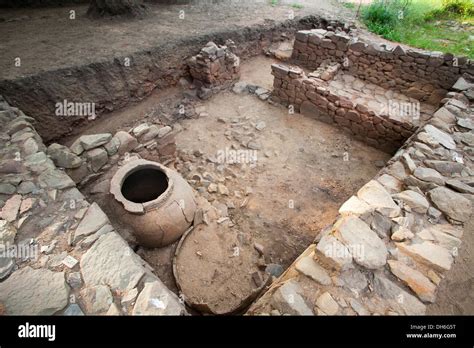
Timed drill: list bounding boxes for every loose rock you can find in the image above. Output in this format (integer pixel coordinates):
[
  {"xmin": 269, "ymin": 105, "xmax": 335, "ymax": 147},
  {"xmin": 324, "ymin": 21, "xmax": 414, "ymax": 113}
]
[
  {"xmin": 271, "ymin": 280, "xmax": 313, "ymax": 315},
  {"xmin": 47, "ymin": 143, "xmax": 82, "ymax": 169},
  {"xmin": 0, "ymin": 195, "xmax": 22, "ymax": 222},
  {"xmin": 0, "ymin": 219, "xmax": 17, "ymax": 246},
  {"xmin": 373, "ymin": 273, "xmax": 426, "ymax": 315},
  {"xmin": 79, "ymin": 134, "xmax": 112, "ymax": 151},
  {"xmin": 74, "ymin": 202, "xmax": 109, "ymax": 243},
  {"xmin": 315, "ymin": 292, "xmax": 339, "ymax": 315},
  {"xmin": 357, "ymin": 180, "xmax": 401, "ymax": 218},
  {"xmin": 392, "ymin": 190, "xmax": 430, "ymax": 214},
  {"xmin": 80, "ymin": 232, "xmax": 146, "ymax": 291},
  {"xmin": 132, "ymin": 280, "xmax": 185, "ymax": 315},
  {"xmin": 413, "ymin": 167, "xmax": 445, "ymax": 186},
  {"xmin": 0, "ymin": 266, "xmax": 68, "ymax": 315},
  {"xmin": 334, "ymin": 216, "xmax": 388, "ymax": 269},
  {"xmin": 428, "ymin": 187, "xmax": 472, "ymax": 223},
  {"xmin": 397, "ymin": 241, "xmax": 453, "ymax": 272},
  {"xmin": 80, "ymin": 285, "xmax": 114, "ymax": 314},
  {"xmin": 295, "ymin": 254, "xmax": 331, "ymax": 285}
]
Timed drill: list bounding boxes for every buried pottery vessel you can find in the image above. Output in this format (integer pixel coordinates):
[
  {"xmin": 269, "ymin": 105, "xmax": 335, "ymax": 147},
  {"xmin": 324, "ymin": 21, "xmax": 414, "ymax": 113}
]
[{"xmin": 110, "ymin": 159, "xmax": 196, "ymax": 247}]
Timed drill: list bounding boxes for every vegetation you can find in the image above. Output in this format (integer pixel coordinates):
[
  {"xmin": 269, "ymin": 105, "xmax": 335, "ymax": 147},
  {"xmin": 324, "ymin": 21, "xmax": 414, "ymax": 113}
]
[
  {"xmin": 292, "ymin": 3, "xmax": 304, "ymax": 9},
  {"xmin": 361, "ymin": 0, "xmax": 474, "ymax": 58},
  {"xmin": 342, "ymin": 2, "xmax": 356, "ymax": 9},
  {"xmin": 268, "ymin": 0, "xmax": 303, "ymax": 9}
]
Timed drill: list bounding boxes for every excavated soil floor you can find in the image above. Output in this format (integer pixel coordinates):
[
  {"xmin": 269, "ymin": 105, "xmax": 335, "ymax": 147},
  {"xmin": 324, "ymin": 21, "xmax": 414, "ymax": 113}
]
[{"xmin": 75, "ymin": 55, "xmax": 390, "ymax": 313}]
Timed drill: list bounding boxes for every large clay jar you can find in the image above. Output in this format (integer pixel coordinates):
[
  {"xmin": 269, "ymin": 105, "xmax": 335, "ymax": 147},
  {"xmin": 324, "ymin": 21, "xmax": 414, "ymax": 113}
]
[{"xmin": 110, "ymin": 159, "xmax": 196, "ymax": 248}]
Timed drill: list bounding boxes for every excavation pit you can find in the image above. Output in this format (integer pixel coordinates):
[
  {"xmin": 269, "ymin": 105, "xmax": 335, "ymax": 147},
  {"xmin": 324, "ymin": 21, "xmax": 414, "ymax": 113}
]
[
  {"xmin": 72, "ymin": 55, "xmax": 394, "ymax": 314},
  {"xmin": 0, "ymin": 3, "xmax": 472, "ymax": 317}
]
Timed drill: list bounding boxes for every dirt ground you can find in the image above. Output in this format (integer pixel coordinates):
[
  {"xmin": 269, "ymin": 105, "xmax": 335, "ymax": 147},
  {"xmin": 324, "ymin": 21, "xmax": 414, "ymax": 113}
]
[
  {"xmin": 0, "ymin": 0, "xmax": 356, "ymax": 80},
  {"xmin": 79, "ymin": 55, "xmax": 389, "ymax": 313},
  {"xmin": 426, "ymin": 219, "xmax": 474, "ymax": 315},
  {"xmin": 175, "ymin": 56, "xmax": 389, "ymax": 263}
]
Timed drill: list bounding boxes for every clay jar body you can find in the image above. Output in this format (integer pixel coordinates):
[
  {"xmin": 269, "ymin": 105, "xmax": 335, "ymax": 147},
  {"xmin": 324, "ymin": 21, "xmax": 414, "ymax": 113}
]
[{"xmin": 110, "ymin": 159, "xmax": 196, "ymax": 247}]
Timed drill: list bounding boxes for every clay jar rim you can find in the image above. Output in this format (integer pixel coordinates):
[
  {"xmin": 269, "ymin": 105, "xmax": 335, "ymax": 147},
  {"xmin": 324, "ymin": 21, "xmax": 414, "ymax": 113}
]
[{"xmin": 110, "ymin": 159, "xmax": 174, "ymax": 215}]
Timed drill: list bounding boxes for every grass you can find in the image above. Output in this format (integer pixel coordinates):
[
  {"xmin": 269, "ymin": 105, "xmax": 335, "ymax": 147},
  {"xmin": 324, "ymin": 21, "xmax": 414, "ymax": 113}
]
[
  {"xmin": 342, "ymin": 2, "xmax": 356, "ymax": 9},
  {"xmin": 392, "ymin": 18, "xmax": 473, "ymax": 56},
  {"xmin": 269, "ymin": 0, "xmax": 304, "ymax": 9},
  {"xmin": 361, "ymin": 0, "xmax": 474, "ymax": 58},
  {"xmin": 292, "ymin": 3, "xmax": 304, "ymax": 9}
]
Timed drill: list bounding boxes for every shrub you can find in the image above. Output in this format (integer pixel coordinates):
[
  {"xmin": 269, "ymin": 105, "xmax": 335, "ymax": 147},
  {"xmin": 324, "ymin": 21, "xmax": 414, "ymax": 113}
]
[
  {"xmin": 442, "ymin": 0, "xmax": 474, "ymax": 16},
  {"xmin": 362, "ymin": 0, "xmax": 412, "ymax": 35},
  {"xmin": 362, "ymin": 1, "xmax": 396, "ymax": 33},
  {"xmin": 425, "ymin": 0, "xmax": 474, "ymax": 19}
]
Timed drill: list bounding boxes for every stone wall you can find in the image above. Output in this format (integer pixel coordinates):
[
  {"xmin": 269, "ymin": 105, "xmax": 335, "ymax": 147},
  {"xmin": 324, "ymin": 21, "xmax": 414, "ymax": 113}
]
[
  {"xmin": 48, "ymin": 122, "xmax": 179, "ymax": 187},
  {"xmin": 188, "ymin": 41, "xmax": 240, "ymax": 99},
  {"xmin": 270, "ymin": 63, "xmax": 418, "ymax": 153},
  {"xmin": 292, "ymin": 29, "xmax": 474, "ymax": 105},
  {"xmin": 0, "ymin": 96, "xmax": 185, "ymax": 315},
  {"xmin": 247, "ymin": 78, "xmax": 474, "ymax": 316}
]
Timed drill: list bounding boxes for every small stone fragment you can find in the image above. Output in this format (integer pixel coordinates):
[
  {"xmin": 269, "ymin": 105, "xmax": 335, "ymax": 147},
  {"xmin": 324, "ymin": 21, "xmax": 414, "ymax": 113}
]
[
  {"xmin": 315, "ymin": 292, "xmax": 339, "ymax": 315},
  {"xmin": 295, "ymin": 254, "xmax": 331, "ymax": 285}
]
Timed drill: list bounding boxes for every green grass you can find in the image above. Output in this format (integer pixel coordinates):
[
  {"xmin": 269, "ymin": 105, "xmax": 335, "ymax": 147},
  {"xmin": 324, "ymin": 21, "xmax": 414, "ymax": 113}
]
[
  {"xmin": 269, "ymin": 0, "xmax": 304, "ymax": 9},
  {"xmin": 361, "ymin": 0, "xmax": 474, "ymax": 58},
  {"xmin": 343, "ymin": 2, "xmax": 356, "ymax": 9},
  {"xmin": 393, "ymin": 20, "xmax": 473, "ymax": 56},
  {"xmin": 291, "ymin": 3, "xmax": 304, "ymax": 9}
]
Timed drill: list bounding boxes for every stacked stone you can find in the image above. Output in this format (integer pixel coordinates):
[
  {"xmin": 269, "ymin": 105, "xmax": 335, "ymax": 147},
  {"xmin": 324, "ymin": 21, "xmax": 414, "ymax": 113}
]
[
  {"xmin": 0, "ymin": 96, "xmax": 185, "ymax": 316},
  {"xmin": 188, "ymin": 41, "xmax": 241, "ymax": 91},
  {"xmin": 292, "ymin": 29, "xmax": 474, "ymax": 105},
  {"xmin": 308, "ymin": 60, "xmax": 341, "ymax": 82},
  {"xmin": 46, "ymin": 123, "xmax": 179, "ymax": 186},
  {"xmin": 247, "ymin": 82, "xmax": 473, "ymax": 316},
  {"xmin": 271, "ymin": 64, "xmax": 417, "ymax": 153},
  {"xmin": 292, "ymin": 29, "xmax": 351, "ymax": 70}
]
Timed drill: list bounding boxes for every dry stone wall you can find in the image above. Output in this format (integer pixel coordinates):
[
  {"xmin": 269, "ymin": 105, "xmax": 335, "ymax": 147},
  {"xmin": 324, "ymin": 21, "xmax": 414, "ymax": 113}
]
[
  {"xmin": 292, "ymin": 29, "xmax": 474, "ymax": 104},
  {"xmin": 188, "ymin": 41, "xmax": 241, "ymax": 99},
  {"xmin": 50, "ymin": 122, "xmax": 179, "ymax": 187},
  {"xmin": 271, "ymin": 63, "xmax": 418, "ymax": 153},
  {"xmin": 247, "ymin": 77, "xmax": 474, "ymax": 316},
  {"xmin": 0, "ymin": 96, "xmax": 185, "ymax": 315}
]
